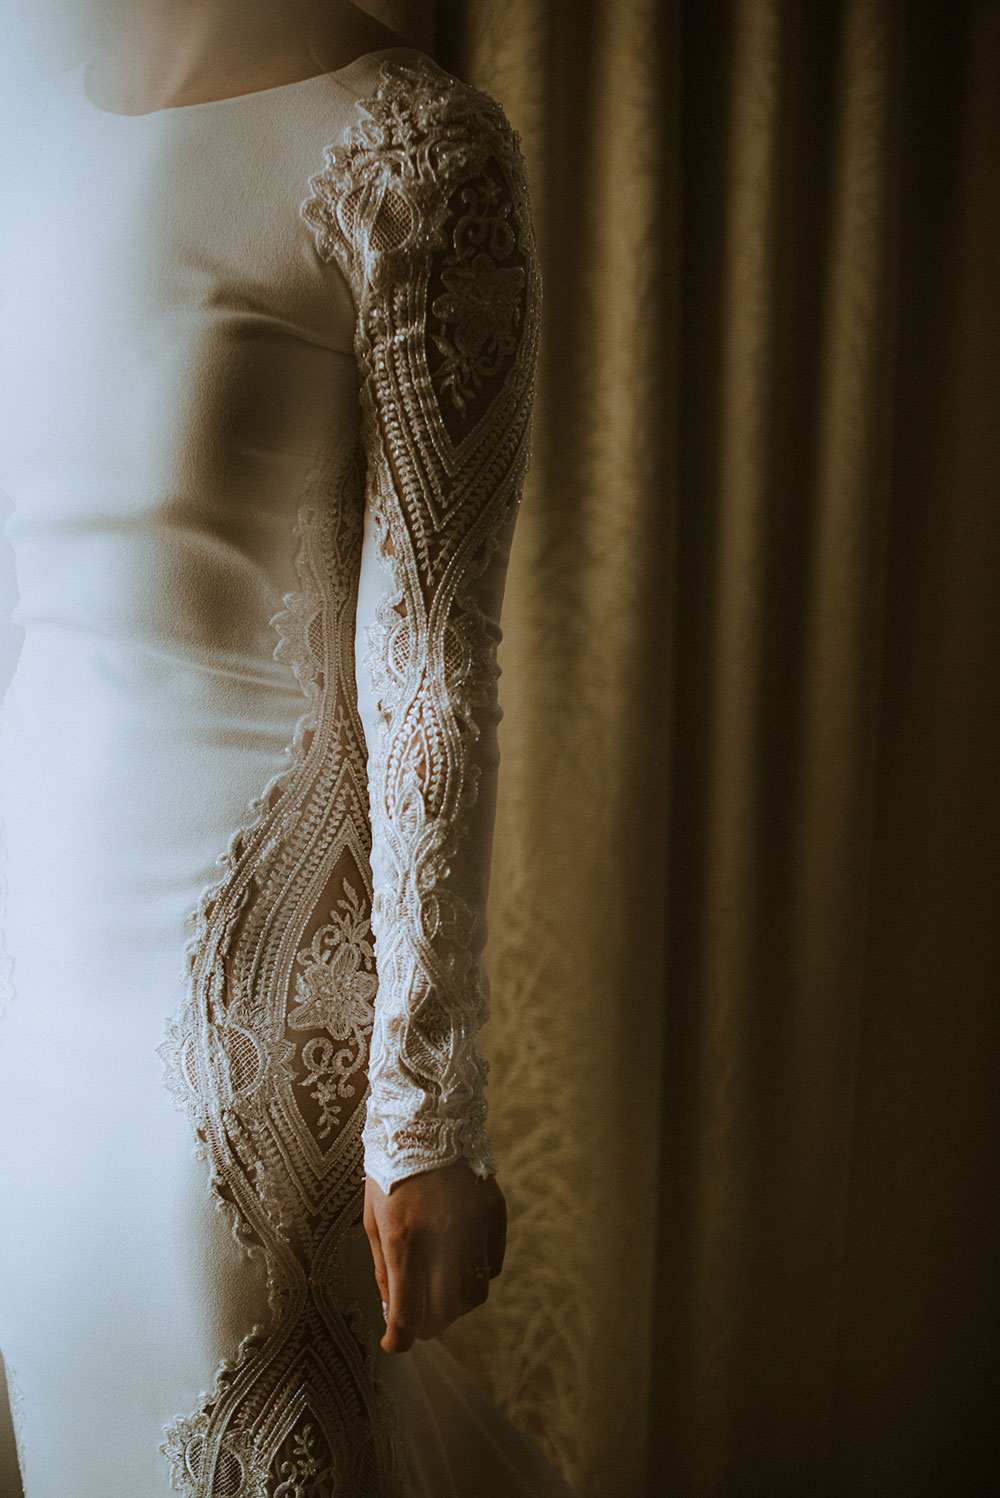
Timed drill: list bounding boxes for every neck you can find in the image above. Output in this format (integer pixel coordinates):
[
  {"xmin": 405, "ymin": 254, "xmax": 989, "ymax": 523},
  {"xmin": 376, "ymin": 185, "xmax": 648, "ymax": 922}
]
[{"xmin": 91, "ymin": 0, "xmax": 338, "ymax": 111}]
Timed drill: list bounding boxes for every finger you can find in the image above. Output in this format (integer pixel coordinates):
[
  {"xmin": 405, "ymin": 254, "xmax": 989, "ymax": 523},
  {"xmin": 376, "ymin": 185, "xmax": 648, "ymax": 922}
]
[
  {"xmin": 363, "ymin": 1183, "xmax": 390, "ymax": 1303},
  {"xmin": 366, "ymin": 1216, "xmax": 390, "ymax": 1305},
  {"xmin": 382, "ymin": 1232, "xmax": 424, "ymax": 1354},
  {"xmin": 430, "ymin": 1231, "xmax": 492, "ymax": 1337},
  {"xmin": 463, "ymin": 1233, "xmax": 493, "ymax": 1311}
]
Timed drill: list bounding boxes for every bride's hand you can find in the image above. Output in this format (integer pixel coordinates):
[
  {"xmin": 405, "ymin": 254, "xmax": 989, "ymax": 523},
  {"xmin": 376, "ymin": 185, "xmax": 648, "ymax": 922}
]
[{"xmin": 363, "ymin": 1159, "xmax": 507, "ymax": 1353}]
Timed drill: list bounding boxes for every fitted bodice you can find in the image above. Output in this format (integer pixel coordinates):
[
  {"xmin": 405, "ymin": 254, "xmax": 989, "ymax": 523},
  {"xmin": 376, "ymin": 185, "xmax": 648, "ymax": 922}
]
[
  {"xmin": 0, "ymin": 40, "xmax": 544, "ymax": 1198},
  {"xmin": 0, "ymin": 61, "xmax": 364, "ymax": 685}
]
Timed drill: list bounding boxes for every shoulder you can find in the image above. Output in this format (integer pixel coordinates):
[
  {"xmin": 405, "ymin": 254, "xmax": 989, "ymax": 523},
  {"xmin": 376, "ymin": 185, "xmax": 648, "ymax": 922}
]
[
  {"xmin": 344, "ymin": 49, "xmax": 519, "ymax": 142},
  {"xmin": 302, "ymin": 50, "xmax": 532, "ymax": 281}
]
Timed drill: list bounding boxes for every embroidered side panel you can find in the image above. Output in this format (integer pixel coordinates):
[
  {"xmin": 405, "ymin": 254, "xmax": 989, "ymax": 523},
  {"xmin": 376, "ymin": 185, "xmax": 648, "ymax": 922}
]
[
  {"xmin": 158, "ymin": 436, "xmax": 407, "ymax": 1498},
  {"xmin": 300, "ymin": 55, "xmax": 543, "ymax": 1194}
]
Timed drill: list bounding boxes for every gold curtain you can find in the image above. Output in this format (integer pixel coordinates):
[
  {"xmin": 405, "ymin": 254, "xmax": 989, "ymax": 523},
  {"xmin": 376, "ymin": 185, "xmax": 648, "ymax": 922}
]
[{"xmin": 373, "ymin": 2, "xmax": 1000, "ymax": 1495}]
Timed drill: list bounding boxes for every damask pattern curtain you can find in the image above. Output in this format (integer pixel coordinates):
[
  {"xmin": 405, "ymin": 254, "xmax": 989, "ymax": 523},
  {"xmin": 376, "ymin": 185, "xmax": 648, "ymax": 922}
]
[{"xmin": 376, "ymin": 3, "xmax": 1000, "ymax": 1497}]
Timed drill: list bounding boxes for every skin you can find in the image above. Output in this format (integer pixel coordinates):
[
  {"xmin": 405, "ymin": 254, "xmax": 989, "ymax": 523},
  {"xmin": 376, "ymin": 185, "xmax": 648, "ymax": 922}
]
[
  {"xmin": 366, "ymin": 1161, "xmax": 508, "ymax": 1353},
  {"xmin": 87, "ymin": 0, "xmax": 411, "ymax": 114},
  {"xmin": 89, "ymin": 0, "xmax": 511, "ymax": 1353}
]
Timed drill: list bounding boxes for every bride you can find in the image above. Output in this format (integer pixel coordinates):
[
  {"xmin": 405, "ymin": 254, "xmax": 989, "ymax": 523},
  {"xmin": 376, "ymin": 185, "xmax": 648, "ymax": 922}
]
[{"xmin": 0, "ymin": 2, "xmax": 571, "ymax": 1493}]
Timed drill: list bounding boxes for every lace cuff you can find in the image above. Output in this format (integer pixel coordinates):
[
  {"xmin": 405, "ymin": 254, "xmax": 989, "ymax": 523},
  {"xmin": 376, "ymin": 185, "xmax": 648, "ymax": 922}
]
[{"xmin": 301, "ymin": 56, "xmax": 542, "ymax": 1194}]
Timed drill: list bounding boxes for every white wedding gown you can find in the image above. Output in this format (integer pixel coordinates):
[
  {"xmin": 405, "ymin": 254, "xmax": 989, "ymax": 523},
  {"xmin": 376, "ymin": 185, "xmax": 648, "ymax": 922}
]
[{"xmin": 0, "ymin": 45, "xmax": 571, "ymax": 1498}]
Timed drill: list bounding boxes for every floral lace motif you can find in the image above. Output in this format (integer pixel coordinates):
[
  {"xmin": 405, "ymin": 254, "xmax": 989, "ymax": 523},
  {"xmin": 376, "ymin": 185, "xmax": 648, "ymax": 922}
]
[
  {"xmin": 289, "ymin": 879, "xmax": 378, "ymax": 1141},
  {"xmin": 300, "ymin": 55, "xmax": 542, "ymax": 1193}
]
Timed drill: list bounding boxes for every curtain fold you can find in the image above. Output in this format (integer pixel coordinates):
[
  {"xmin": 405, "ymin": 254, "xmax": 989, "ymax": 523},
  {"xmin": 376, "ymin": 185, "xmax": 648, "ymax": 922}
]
[
  {"xmin": 381, "ymin": 2, "xmax": 1000, "ymax": 1495},
  {"xmin": 428, "ymin": 3, "xmax": 676, "ymax": 1492},
  {"xmin": 3, "ymin": 4, "xmax": 995, "ymax": 1493}
]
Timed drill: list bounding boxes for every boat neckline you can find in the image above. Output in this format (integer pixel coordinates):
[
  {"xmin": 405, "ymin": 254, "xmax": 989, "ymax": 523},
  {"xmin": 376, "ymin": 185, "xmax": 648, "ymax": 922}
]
[{"xmin": 78, "ymin": 45, "xmax": 424, "ymax": 118}]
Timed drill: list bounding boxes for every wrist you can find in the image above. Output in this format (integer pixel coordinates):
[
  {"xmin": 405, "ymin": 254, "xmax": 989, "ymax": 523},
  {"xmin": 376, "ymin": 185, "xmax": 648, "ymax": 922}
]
[{"xmin": 363, "ymin": 1106, "xmax": 497, "ymax": 1195}]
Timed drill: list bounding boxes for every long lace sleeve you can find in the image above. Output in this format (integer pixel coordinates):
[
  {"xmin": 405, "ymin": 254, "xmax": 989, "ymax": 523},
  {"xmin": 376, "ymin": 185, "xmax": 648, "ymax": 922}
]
[{"xmin": 300, "ymin": 57, "xmax": 542, "ymax": 1194}]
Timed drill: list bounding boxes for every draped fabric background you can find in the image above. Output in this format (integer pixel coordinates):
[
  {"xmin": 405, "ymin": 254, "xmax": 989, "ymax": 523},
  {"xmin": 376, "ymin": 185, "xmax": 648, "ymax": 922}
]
[
  {"xmin": 2, "ymin": 2, "xmax": 998, "ymax": 1495},
  {"xmin": 378, "ymin": 4, "xmax": 1000, "ymax": 1496}
]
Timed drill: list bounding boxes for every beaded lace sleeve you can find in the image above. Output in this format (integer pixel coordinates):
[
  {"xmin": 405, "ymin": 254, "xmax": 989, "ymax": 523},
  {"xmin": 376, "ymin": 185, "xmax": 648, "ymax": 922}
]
[{"xmin": 300, "ymin": 57, "xmax": 542, "ymax": 1194}]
